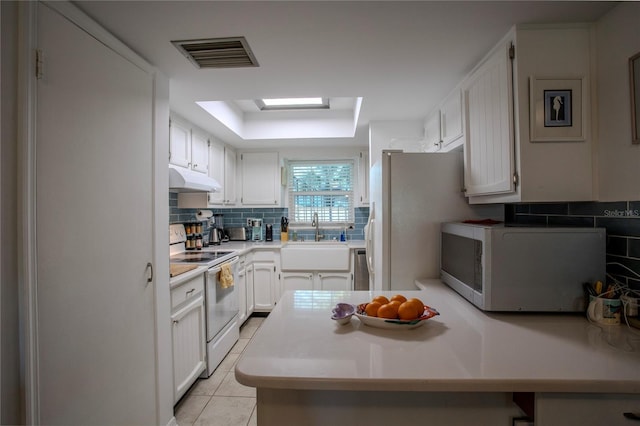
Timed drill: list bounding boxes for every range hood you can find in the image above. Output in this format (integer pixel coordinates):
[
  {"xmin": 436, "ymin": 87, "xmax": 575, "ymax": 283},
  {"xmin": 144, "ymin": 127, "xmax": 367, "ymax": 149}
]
[{"xmin": 169, "ymin": 165, "xmax": 221, "ymax": 193}]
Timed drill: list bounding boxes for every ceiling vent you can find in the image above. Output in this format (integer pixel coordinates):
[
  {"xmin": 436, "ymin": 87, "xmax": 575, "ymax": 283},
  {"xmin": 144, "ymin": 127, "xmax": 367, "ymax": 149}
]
[{"xmin": 172, "ymin": 37, "xmax": 259, "ymax": 69}]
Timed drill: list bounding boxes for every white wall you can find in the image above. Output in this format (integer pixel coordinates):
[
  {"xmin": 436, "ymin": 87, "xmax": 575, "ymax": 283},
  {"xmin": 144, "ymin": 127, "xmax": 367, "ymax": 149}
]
[
  {"xmin": 596, "ymin": 2, "xmax": 640, "ymax": 201},
  {"xmin": 1, "ymin": 2, "xmax": 21, "ymax": 424},
  {"xmin": 368, "ymin": 120, "xmax": 424, "ymax": 168}
]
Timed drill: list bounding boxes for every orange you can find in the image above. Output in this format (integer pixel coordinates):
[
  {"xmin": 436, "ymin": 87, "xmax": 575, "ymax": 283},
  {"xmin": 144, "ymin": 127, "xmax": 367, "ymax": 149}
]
[
  {"xmin": 372, "ymin": 295, "xmax": 390, "ymax": 305},
  {"xmin": 398, "ymin": 301, "xmax": 420, "ymax": 320},
  {"xmin": 406, "ymin": 298, "xmax": 425, "ymax": 316},
  {"xmin": 365, "ymin": 301, "xmax": 382, "ymax": 317},
  {"xmin": 390, "ymin": 294, "xmax": 407, "ymax": 304},
  {"xmin": 377, "ymin": 302, "xmax": 400, "ymax": 319}
]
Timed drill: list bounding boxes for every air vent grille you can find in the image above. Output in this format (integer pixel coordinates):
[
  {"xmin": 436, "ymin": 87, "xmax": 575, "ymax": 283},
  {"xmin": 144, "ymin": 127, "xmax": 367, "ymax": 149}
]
[{"xmin": 172, "ymin": 37, "xmax": 259, "ymax": 69}]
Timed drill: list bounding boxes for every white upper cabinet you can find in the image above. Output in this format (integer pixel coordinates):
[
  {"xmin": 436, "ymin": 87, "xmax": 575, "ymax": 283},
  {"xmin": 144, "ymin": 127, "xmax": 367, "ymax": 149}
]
[
  {"xmin": 169, "ymin": 116, "xmax": 209, "ymax": 174},
  {"xmin": 208, "ymin": 139, "xmax": 225, "ymax": 205},
  {"xmin": 463, "ymin": 39, "xmax": 515, "ymax": 196},
  {"xmin": 423, "ymin": 87, "xmax": 463, "ymax": 152},
  {"xmin": 224, "ymin": 147, "xmax": 237, "ymax": 205},
  {"xmin": 207, "ymin": 140, "xmax": 236, "ymax": 206},
  {"xmin": 190, "ymin": 130, "xmax": 209, "ymax": 174},
  {"xmin": 169, "ymin": 118, "xmax": 191, "ymax": 168},
  {"xmin": 423, "ymin": 109, "xmax": 441, "ymax": 151},
  {"xmin": 358, "ymin": 151, "xmax": 370, "ymax": 206},
  {"xmin": 440, "ymin": 88, "xmax": 464, "ymax": 149},
  {"xmin": 240, "ymin": 152, "xmax": 281, "ymax": 206},
  {"xmin": 462, "ymin": 25, "xmax": 594, "ymax": 204}
]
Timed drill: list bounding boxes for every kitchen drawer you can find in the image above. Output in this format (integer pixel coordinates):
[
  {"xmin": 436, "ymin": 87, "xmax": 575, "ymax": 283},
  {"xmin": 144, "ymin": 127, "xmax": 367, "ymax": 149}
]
[
  {"xmin": 171, "ymin": 273, "xmax": 205, "ymax": 310},
  {"xmin": 252, "ymin": 250, "xmax": 277, "ymax": 262}
]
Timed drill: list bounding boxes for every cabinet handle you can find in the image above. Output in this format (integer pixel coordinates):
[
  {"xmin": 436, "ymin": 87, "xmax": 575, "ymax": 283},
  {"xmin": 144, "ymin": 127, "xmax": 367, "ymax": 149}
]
[
  {"xmin": 186, "ymin": 288, "xmax": 195, "ymax": 296},
  {"xmin": 146, "ymin": 262, "xmax": 153, "ymax": 285},
  {"xmin": 173, "ymin": 319, "xmax": 179, "ymax": 325},
  {"xmin": 624, "ymin": 412, "xmax": 640, "ymax": 421}
]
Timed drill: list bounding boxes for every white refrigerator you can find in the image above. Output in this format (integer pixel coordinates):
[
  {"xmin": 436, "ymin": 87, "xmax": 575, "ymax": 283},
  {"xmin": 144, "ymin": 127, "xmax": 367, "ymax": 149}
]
[{"xmin": 366, "ymin": 150, "xmax": 501, "ymax": 291}]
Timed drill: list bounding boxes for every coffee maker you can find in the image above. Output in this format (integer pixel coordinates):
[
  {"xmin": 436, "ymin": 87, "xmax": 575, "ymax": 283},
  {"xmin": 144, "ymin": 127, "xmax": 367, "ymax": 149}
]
[{"xmin": 250, "ymin": 218, "xmax": 263, "ymax": 241}]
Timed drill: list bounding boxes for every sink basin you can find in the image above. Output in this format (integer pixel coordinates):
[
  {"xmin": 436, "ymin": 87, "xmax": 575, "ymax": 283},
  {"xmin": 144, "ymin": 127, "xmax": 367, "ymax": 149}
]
[{"xmin": 281, "ymin": 242, "xmax": 350, "ymax": 271}]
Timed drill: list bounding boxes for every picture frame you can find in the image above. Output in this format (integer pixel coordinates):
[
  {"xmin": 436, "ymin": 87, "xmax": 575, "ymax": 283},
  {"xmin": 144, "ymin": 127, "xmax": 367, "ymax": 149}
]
[
  {"xmin": 529, "ymin": 77, "xmax": 585, "ymax": 142},
  {"xmin": 630, "ymin": 51, "xmax": 640, "ymax": 144}
]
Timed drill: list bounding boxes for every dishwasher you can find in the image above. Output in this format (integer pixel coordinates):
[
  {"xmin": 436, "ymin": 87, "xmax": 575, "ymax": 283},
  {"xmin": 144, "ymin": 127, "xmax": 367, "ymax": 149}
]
[{"xmin": 354, "ymin": 249, "xmax": 370, "ymax": 291}]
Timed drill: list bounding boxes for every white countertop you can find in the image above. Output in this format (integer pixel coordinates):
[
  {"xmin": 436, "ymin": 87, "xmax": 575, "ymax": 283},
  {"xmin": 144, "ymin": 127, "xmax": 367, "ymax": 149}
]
[{"xmin": 235, "ymin": 279, "xmax": 640, "ymax": 393}]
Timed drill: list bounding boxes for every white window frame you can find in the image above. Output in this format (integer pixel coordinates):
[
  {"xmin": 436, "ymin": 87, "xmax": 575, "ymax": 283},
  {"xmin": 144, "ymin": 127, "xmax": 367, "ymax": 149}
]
[{"xmin": 287, "ymin": 160, "xmax": 355, "ymax": 226}]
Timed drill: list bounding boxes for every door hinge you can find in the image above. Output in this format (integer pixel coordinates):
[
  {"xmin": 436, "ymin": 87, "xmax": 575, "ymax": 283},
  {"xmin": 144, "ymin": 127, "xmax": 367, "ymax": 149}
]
[
  {"xmin": 513, "ymin": 172, "xmax": 519, "ymax": 187},
  {"xmin": 35, "ymin": 49, "xmax": 43, "ymax": 80},
  {"xmin": 509, "ymin": 43, "xmax": 515, "ymax": 60}
]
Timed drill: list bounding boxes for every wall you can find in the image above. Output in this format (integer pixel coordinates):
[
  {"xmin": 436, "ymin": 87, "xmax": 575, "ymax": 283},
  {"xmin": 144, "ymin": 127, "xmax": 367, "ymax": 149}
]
[
  {"xmin": 170, "ymin": 192, "xmax": 369, "ymax": 241},
  {"xmin": 505, "ymin": 201, "xmax": 640, "ymax": 289},
  {"xmin": 595, "ymin": 2, "xmax": 640, "ymax": 200},
  {"xmin": 1, "ymin": 2, "xmax": 21, "ymax": 424}
]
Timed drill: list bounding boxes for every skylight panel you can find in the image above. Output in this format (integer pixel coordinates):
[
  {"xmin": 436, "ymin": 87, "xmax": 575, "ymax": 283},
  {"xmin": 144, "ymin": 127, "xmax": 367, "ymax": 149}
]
[{"xmin": 256, "ymin": 97, "xmax": 329, "ymax": 110}]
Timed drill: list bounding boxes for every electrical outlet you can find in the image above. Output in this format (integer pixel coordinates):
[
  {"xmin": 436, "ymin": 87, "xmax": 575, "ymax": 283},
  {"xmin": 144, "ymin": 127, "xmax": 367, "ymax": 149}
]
[{"xmin": 247, "ymin": 218, "xmax": 252, "ymax": 226}]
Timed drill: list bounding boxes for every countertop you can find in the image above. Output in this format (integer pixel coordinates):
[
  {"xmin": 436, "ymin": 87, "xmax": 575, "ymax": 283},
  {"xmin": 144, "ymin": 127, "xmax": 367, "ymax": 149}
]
[{"xmin": 235, "ymin": 279, "xmax": 640, "ymax": 393}]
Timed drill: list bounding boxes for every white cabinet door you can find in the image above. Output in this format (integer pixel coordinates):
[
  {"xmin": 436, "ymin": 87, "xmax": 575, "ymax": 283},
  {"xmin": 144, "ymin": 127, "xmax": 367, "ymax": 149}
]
[
  {"xmin": 423, "ymin": 109, "xmax": 442, "ymax": 152},
  {"xmin": 237, "ymin": 261, "xmax": 248, "ymax": 325},
  {"xmin": 358, "ymin": 151, "xmax": 370, "ymax": 206},
  {"xmin": 246, "ymin": 263, "xmax": 255, "ymax": 315},
  {"xmin": 241, "ymin": 152, "xmax": 280, "ymax": 206},
  {"xmin": 171, "ymin": 293, "xmax": 206, "ymax": 403},
  {"xmin": 224, "ymin": 147, "xmax": 237, "ymax": 205},
  {"xmin": 170, "ymin": 118, "xmax": 191, "ymax": 168},
  {"xmin": 316, "ymin": 272, "xmax": 352, "ymax": 291},
  {"xmin": 536, "ymin": 393, "xmax": 640, "ymax": 426},
  {"xmin": 282, "ymin": 272, "xmax": 314, "ymax": 293},
  {"xmin": 252, "ymin": 261, "xmax": 277, "ymax": 311},
  {"xmin": 35, "ymin": 5, "xmax": 159, "ymax": 423},
  {"xmin": 463, "ymin": 41, "xmax": 515, "ymax": 196},
  {"xmin": 208, "ymin": 139, "xmax": 225, "ymax": 205},
  {"xmin": 441, "ymin": 88, "xmax": 463, "ymax": 149},
  {"xmin": 190, "ymin": 130, "xmax": 209, "ymax": 174}
]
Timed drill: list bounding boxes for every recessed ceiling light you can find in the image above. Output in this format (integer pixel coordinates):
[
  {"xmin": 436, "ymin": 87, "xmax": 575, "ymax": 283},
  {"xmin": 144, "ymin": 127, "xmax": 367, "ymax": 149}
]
[{"xmin": 255, "ymin": 97, "xmax": 329, "ymax": 110}]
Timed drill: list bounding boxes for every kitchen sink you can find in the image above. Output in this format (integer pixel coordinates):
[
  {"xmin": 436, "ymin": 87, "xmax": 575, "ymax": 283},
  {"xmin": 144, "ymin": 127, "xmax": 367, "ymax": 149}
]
[{"xmin": 280, "ymin": 242, "xmax": 350, "ymax": 271}]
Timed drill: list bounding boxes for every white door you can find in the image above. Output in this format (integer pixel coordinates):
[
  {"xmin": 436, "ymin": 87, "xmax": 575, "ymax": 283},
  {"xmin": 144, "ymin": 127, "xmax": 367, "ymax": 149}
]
[
  {"xmin": 35, "ymin": 3, "xmax": 157, "ymax": 424},
  {"xmin": 241, "ymin": 152, "xmax": 279, "ymax": 206},
  {"xmin": 281, "ymin": 272, "xmax": 314, "ymax": 293},
  {"xmin": 316, "ymin": 273, "xmax": 352, "ymax": 291},
  {"xmin": 170, "ymin": 117, "xmax": 191, "ymax": 168},
  {"xmin": 190, "ymin": 130, "xmax": 209, "ymax": 174}
]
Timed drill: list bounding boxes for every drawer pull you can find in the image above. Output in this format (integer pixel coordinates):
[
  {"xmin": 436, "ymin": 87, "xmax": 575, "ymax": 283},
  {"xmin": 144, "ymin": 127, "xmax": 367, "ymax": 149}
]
[{"xmin": 186, "ymin": 288, "xmax": 195, "ymax": 296}]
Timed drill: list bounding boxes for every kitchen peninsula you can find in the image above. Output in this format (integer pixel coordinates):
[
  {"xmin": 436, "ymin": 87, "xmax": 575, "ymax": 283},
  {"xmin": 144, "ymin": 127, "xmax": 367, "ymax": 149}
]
[{"xmin": 235, "ymin": 279, "xmax": 640, "ymax": 426}]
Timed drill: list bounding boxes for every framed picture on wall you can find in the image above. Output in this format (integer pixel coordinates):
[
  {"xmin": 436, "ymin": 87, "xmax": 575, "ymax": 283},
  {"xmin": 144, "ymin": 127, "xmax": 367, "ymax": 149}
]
[{"xmin": 529, "ymin": 77, "xmax": 586, "ymax": 142}]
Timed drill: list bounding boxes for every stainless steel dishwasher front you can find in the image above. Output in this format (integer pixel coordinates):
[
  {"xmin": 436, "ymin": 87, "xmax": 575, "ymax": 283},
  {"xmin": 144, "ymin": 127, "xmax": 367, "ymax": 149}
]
[{"xmin": 354, "ymin": 249, "xmax": 370, "ymax": 291}]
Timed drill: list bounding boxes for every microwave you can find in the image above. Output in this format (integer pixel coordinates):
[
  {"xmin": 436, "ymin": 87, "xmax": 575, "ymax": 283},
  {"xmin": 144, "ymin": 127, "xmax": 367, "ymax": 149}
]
[{"xmin": 440, "ymin": 222, "xmax": 606, "ymax": 312}]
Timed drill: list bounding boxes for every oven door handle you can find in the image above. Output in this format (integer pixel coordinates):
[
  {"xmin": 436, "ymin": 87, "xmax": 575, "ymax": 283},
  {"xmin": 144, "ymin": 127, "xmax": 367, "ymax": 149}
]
[{"xmin": 207, "ymin": 256, "xmax": 240, "ymax": 275}]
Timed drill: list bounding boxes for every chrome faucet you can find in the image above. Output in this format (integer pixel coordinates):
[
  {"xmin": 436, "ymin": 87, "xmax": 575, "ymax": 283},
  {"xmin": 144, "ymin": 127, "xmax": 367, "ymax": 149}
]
[{"xmin": 312, "ymin": 212, "xmax": 324, "ymax": 241}]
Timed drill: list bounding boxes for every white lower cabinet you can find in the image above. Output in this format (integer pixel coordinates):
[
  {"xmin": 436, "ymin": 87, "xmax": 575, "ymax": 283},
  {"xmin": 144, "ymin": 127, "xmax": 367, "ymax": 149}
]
[
  {"xmin": 250, "ymin": 250, "xmax": 280, "ymax": 312},
  {"xmin": 281, "ymin": 271, "xmax": 352, "ymax": 292},
  {"xmin": 237, "ymin": 256, "xmax": 248, "ymax": 325},
  {"xmin": 170, "ymin": 274, "xmax": 206, "ymax": 403},
  {"xmin": 535, "ymin": 393, "xmax": 640, "ymax": 426}
]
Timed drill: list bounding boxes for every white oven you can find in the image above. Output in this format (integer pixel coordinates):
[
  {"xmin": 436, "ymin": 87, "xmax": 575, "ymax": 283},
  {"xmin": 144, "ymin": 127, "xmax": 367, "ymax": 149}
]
[
  {"xmin": 169, "ymin": 224, "xmax": 240, "ymax": 377},
  {"xmin": 203, "ymin": 256, "xmax": 240, "ymax": 377}
]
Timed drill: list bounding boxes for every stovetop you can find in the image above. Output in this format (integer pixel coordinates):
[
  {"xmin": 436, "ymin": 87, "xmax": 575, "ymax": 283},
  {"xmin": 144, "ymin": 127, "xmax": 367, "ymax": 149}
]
[{"xmin": 170, "ymin": 250, "xmax": 234, "ymax": 264}]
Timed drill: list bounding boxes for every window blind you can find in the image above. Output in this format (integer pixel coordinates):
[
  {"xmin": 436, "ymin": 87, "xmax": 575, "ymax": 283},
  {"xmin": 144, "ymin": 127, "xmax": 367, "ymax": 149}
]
[{"xmin": 288, "ymin": 160, "xmax": 354, "ymax": 225}]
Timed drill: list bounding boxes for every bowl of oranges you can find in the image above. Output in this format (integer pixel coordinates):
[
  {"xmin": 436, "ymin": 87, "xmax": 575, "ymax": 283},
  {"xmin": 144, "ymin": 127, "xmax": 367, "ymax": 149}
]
[{"xmin": 354, "ymin": 294, "xmax": 439, "ymax": 330}]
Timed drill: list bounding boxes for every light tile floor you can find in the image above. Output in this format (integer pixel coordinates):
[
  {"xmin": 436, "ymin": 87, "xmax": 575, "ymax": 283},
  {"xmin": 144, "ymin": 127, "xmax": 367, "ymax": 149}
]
[{"xmin": 174, "ymin": 316, "xmax": 265, "ymax": 426}]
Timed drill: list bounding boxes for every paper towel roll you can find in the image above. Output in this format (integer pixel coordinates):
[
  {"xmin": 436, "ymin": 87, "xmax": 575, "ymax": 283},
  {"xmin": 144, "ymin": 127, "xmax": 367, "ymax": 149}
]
[{"xmin": 195, "ymin": 210, "xmax": 213, "ymax": 221}]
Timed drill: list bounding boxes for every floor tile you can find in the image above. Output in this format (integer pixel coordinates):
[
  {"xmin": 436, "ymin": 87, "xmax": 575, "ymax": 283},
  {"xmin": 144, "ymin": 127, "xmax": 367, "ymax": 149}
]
[
  {"xmin": 248, "ymin": 405, "xmax": 257, "ymax": 426},
  {"xmin": 175, "ymin": 395, "xmax": 210, "ymax": 425},
  {"xmin": 230, "ymin": 338, "xmax": 250, "ymax": 354},
  {"xmin": 217, "ymin": 352, "xmax": 240, "ymax": 372},
  {"xmin": 194, "ymin": 396, "xmax": 256, "ymax": 426},
  {"xmin": 188, "ymin": 369, "xmax": 226, "ymax": 396},
  {"xmin": 239, "ymin": 325, "xmax": 259, "ymax": 339},
  {"xmin": 215, "ymin": 370, "xmax": 256, "ymax": 398}
]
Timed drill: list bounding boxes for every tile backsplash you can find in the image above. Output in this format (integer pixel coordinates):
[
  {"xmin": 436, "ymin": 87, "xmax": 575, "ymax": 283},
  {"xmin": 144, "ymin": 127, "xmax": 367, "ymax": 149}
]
[
  {"xmin": 505, "ymin": 201, "xmax": 640, "ymax": 290},
  {"xmin": 169, "ymin": 192, "xmax": 369, "ymax": 241}
]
